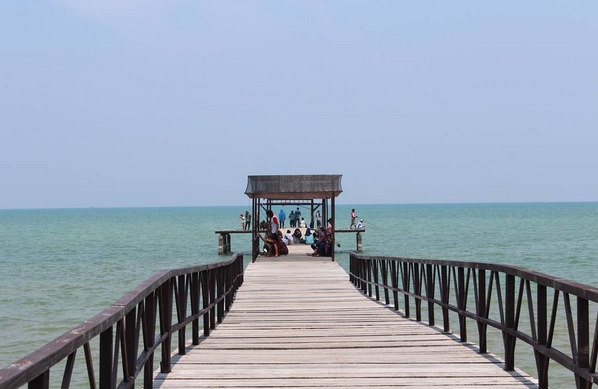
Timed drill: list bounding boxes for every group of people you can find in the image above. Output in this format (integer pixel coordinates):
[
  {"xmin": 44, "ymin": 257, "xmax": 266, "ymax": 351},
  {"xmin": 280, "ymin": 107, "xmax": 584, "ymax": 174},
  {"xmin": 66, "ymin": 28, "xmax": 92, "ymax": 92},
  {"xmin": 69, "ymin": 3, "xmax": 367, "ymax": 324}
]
[
  {"xmin": 350, "ymin": 208, "xmax": 364, "ymax": 229},
  {"xmin": 241, "ymin": 208, "xmax": 364, "ymax": 233},
  {"xmin": 278, "ymin": 207, "xmax": 310, "ymax": 228},
  {"xmin": 259, "ymin": 210, "xmax": 339, "ymax": 258},
  {"xmin": 239, "ymin": 211, "xmax": 251, "ymax": 230},
  {"xmin": 307, "ymin": 222, "xmax": 338, "ymax": 257},
  {"xmin": 247, "ymin": 207, "xmax": 364, "ymax": 258},
  {"xmin": 259, "ymin": 209, "xmax": 288, "ymax": 257},
  {"xmin": 281, "ymin": 228, "xmax": 307, "ymax": 245}
]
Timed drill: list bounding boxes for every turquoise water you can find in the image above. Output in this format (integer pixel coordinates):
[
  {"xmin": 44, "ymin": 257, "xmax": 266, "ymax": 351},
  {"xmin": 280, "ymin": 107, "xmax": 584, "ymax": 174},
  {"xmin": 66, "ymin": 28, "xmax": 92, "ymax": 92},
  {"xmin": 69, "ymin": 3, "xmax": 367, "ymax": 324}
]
[{"xmin": 1, "ymin": 203, "xmax": 598, "ymax": 382}]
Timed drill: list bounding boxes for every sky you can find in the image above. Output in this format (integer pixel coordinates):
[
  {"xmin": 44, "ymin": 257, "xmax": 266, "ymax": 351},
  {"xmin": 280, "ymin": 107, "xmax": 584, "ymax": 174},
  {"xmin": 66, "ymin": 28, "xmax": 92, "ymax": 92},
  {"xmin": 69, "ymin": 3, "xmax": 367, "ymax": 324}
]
[{"xmin": 1, "ymin": 1, "xmax": 596, "ymax": 209}]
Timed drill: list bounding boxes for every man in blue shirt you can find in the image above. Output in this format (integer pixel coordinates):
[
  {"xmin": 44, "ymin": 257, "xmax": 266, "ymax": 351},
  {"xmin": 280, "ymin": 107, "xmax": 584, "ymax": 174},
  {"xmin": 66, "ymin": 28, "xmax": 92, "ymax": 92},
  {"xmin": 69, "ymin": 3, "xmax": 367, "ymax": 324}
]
[{"xmin": 279, "ymin": 208, "xmax": 286, "ymax": 229}]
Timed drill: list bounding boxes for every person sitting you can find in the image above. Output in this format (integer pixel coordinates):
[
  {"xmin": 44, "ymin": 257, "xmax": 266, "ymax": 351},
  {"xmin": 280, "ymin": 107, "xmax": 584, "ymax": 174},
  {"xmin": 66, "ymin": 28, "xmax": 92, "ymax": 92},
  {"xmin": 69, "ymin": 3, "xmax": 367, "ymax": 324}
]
[
  {"xmin": 299, "ymin": 218, "xmax": 307, "ymax": 228},
  {"xmin": 293, "ymin": 228, "xmax": 302, "ymax": 244},
  {"xmin": 283, "ymin": 229, "xmax": 293, "ymax": 245},
  {"xmin": 304, "ymin": 228, "xmax": 314, "ymax": 245},
  {"xmin": 308, "ymin": 233, "xmax": 334, "ymax": 257},
  {"xmin": 259, "ymin": 220, "xmax": 268, "ymax": 231},
  {"xmin": 259, "ymin": 232, "xmax": 288, "ymax": 257},
  {"xmin": 356, "ymin": 219, "xmax": 364, "ymax": 229},
  {"xmin": 275, "ymin": 230, "xmax": 289, "ymax": 255}
]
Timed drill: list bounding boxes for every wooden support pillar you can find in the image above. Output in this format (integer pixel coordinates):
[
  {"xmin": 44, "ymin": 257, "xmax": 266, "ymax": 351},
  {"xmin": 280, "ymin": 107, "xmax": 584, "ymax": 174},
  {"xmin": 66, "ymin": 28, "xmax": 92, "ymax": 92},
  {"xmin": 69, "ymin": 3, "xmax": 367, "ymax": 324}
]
[
  {"xmin": 224, "ymin": 233, "xmax": 231, "ymax": 254},
  {"xmin": 356, "ymin": 231, "xmax": 362, "ymax": 252},
  {"xmin": 218, "ymin": 233, "xmax": 225, "ymax": 255},
  {"xmin": 218, "ymin": 233, "xmax": 232, "ymax": 255}
]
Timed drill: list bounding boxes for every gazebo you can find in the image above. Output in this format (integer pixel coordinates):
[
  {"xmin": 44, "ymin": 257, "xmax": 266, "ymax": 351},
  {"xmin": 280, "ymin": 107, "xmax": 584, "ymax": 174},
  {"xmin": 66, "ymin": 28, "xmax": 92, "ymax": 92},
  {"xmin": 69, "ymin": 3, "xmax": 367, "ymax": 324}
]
[{"xmin": 245, "ymin": 174, "xmax": 343, "ymax": 261}]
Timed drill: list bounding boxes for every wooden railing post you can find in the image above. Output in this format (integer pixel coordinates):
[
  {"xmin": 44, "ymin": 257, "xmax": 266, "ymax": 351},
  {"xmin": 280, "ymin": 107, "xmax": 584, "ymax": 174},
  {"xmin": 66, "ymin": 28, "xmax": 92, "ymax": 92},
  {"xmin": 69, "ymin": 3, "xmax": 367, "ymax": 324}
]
[
  {"xmin": 209, "ymin": 269, "xmax": 217, "ymax": 330},
  {"xmin": 457, "ymin": 267, "xmax": 467, "ymax": 342},
  {"xmin": 390, "ymin": 260, "xmax": 399, "ymax": 311},
  {"xmin": 367, "ymin": 259, "xmax": 373, "ymax": 297},
  {"xmin": 402, "ymin": 262, "xmax": 410, "ymax": 318},
  {"xmin": 217, "ymin": 267, "xmax": 225, "ymax": 323},
  {"xmin": 441, "ymin": 265, "xmax": 450, "ymax": 333},
  {"xmin": 159, "ymin": 278, "xmax": 173, "ymax": 374},
  {"xmin": 504, "ymin": 274, "xmax": 516, "ymax": 371},
  {"xmin": 125, "ymin": 308, "xmax": 137, "ymax": 384},
  {"xmin": 382, "ymin": 261, "xmax": 390, "ymax": 305},
  {"xmin": 143, "ymin": 292, "xmax": 156, "ymax": 389},
  {"xmin": 426, "ymin": 263, "xmax": 435, "ymax": 326},
  {"xmin": 414, "ymin": 263, "xmax": 422, "ymax": 322},
  {"xmin": 201, "ymin": 271, "xmax": 210, "ymax": 337},
  {"xmin": 191, "ymin": 272, "xmax": 200, "ymax": 345},
  {"xmin": 576, "ymin": 297, "xmax": 590, "ymax": 389},
  {"xmin": 28, "ymin": 371, "xmax": 49, "ymax": 389},
  {"xmin": 373, "ymin": 259, "xmax": 380, "ymax": 301},
  {"xmin": 536, "ymin": 284, "xmax": 549, "ymax": 388},
  {"xmin": 175, "ymin": 275, "xmax": 187, "ymax": 355},
  {"xmin": 477, "ymin": 269, "xmax": 487, "ymax": 354},
  {"xmin": 99, "ymin": 326, "xmax": 113, "ymax": 389}
]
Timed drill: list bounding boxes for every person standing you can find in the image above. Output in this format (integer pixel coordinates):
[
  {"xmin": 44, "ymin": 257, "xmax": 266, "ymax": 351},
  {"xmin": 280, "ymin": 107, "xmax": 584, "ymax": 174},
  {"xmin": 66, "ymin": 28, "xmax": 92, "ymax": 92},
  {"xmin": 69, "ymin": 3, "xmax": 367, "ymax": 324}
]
[
  {"xmin": 245, "ymin": 211, "xmax": 251, "ymax": 230},
  {"xmin": 266, "ymin": 210, "xmax": 279, "ymax": 237},
  {"xmin": 350, "ymin": 208, "xmax": 358, "ymax": 229},
  {"xmin": 266, "ymin": 210, "xmax": 279, "ymax": 257},
  {"xmin": 327, "ymin": 218, "xmax": 333, "ymax": 235},
  {"xmin": 289, "ymin": 210, "xmax": 296, "ymax": 228},
  {"xmin": 279, "ymin": 208, "xmax": 286, "ymax": 229},
  {"xmin": 239, "ymin": 213, "xmax": 245, "ymax": 230},
  {"xmin": 316, "ymin": 210, "xmax": 322, "ymax": 228}
]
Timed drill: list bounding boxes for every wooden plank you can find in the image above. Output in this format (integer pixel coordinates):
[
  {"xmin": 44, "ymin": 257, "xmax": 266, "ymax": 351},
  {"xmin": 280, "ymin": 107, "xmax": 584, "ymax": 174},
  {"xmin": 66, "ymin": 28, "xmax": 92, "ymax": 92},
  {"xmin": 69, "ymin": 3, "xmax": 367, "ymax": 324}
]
[{"xmin": 154, "ymin": 257, "xmax": 539, "ymax": 388}]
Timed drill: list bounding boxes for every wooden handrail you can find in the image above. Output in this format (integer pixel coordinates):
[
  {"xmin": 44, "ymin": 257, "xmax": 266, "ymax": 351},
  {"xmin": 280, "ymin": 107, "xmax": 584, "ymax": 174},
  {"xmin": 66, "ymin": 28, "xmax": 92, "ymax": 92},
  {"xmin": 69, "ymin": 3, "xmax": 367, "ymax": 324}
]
[
  {"xmin": 0, "ymin": 254, "xmax": 244, "ymax": 389},
  {"xmin": 349, "ymin": 253, "xmax": 598, "ymax": 389}
]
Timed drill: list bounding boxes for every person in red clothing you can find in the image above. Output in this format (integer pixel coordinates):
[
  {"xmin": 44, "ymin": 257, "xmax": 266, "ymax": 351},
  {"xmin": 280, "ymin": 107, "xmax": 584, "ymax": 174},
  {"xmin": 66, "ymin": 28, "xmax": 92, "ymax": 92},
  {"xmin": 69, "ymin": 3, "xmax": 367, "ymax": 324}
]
[
  {"xmin": 350, "ymin": 208, "xmax": 358, "ymax": 229},
  {"xmin": 266, "ymin": 210, "xmax": 279, "ymax": 257},
  {"xmin": 266, "ymin": 210, "xmax": 279, "ymax": 236}
]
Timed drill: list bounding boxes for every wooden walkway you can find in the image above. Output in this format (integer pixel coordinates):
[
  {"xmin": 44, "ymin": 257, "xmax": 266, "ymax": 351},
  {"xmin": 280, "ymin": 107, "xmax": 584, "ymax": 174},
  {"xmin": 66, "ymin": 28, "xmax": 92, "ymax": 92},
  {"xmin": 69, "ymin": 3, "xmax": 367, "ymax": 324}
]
[{"xmin": 154, "ymin": 246, "xmax": 539, "ymax": 388}]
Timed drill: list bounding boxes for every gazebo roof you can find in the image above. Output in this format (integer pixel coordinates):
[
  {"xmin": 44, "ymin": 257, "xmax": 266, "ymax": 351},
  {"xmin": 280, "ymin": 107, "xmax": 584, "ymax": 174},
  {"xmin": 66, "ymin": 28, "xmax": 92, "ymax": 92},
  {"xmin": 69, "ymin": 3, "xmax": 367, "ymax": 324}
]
[{"xmin": 245, "ymin": 175, "xmax": 343, "ymax": 200}]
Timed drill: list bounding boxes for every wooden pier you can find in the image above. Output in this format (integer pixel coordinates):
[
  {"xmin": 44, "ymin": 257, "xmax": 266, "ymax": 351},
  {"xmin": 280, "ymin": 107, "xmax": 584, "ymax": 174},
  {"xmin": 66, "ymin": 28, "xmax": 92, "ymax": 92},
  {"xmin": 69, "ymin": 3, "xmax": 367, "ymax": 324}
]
[{"xmin": 154, "ymin": 246, "xmax": 539, "ymax": 388}]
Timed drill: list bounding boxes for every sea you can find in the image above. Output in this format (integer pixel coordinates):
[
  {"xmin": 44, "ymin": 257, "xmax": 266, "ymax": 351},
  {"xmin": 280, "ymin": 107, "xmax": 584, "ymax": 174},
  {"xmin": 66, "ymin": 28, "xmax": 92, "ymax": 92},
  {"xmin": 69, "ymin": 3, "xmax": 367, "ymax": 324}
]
[{"xmin": 1, "ymin": 202, "xmax": 598, "ymax": 386}]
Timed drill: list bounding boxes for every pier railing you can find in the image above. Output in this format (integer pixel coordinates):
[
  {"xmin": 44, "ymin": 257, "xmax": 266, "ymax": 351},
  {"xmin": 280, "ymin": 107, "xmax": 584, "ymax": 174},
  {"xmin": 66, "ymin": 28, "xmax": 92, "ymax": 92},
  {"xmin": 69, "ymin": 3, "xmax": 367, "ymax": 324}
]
[
  {"xmin": 0, "ymin": 254, "xmax": 244, "ymax": 389},
  {"xmin": 349, "ymin": 253, "xmax": 598, "ymax": 389}
]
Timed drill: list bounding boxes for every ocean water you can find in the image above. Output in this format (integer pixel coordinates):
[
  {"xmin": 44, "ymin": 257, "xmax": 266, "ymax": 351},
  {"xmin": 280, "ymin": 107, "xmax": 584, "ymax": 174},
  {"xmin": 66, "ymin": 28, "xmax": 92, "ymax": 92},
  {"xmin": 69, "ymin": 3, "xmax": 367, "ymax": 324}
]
[{"xmin": 1, "ymin": 203, "xmax": 598, "ymax": 383}]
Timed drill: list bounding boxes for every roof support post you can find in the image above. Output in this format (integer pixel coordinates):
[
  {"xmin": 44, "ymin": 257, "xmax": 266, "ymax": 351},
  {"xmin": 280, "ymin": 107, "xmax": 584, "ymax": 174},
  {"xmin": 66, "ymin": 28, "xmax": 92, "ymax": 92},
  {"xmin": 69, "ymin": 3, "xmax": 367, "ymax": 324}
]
[{"xmin": 331, "ymin": 193, "xmax": 336, "ymax": 262}]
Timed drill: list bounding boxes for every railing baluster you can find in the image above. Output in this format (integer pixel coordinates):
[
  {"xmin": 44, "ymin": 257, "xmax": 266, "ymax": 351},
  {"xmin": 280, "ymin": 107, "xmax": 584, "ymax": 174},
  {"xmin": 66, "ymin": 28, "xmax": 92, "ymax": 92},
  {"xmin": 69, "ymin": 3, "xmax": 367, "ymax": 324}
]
[
  {"xmin": 373, "ymin": 259, "xmax": 380, "ymax": 301},
  {"xmin": 403, "ymin": 262, "xmax": 410, "ymax": 318},
  {"xmin": 504, "ymin": 273, "xmax": 516, "ymax": 371},
  {"xmin": 456, "ymin": 267, "xmax": 467, "ymax": 342},
  {"xmin": 99, "ymin": 326, "xmax": 113, "ymax": 389},
  {"xmin": 28, "ymin": 371, "xmax": 49, "ymax": 389},
  {"xmin": 426, "ymin": 263, "xmax": 435, "ymax": 326},
  {"xmin": 391, "ymin": 260, "xmax": 399, "ymax": 311},
  {"xmin": 124, "ymin": 309, "xmax": 136, "ymax": 383},
  {"xmin": 61, "ymin": 351, "xmax": 76, "ymax": 389},
  {"xmin": 441, "ymin": 265, "xmax": 450, "ymax": 332},
  {"xmin": 477, "ymin": 269, "xmax": 487, "ymax": 354},
  {"xmin": 159, "ymin": 279, "xmax": 173, "ymax": 374},
  {"xmin": 577, "ymin": 297, "xmax": 590, "ymax": 389}
]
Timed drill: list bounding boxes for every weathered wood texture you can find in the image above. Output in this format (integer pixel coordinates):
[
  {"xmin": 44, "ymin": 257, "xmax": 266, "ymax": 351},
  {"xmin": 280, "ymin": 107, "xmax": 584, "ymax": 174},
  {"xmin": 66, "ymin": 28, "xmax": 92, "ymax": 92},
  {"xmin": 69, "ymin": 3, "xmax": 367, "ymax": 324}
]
[{"xmin": 154, "ymin": 256, "xmax": 539, "ymax": 388}]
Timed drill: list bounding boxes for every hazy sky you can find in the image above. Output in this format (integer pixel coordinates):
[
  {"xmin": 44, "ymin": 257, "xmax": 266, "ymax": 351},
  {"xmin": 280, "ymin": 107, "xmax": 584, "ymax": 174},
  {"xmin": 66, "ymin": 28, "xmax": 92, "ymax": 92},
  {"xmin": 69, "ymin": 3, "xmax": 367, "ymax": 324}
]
[{"xmin": 1, "ymin": 1, "xmax": 596, "ymax": 209}]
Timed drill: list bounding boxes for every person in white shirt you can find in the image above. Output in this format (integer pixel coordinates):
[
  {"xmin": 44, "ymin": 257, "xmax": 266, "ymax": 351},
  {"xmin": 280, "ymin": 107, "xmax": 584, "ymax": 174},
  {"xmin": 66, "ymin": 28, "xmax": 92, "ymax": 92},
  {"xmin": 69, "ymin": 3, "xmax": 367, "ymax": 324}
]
[
  {"xmin": 283, "ymin": 230, "xmax": 293, "ymax": 245},
  {"xmin": 356, "ymin": 219, "xmax": 364, "ymax": 229}
]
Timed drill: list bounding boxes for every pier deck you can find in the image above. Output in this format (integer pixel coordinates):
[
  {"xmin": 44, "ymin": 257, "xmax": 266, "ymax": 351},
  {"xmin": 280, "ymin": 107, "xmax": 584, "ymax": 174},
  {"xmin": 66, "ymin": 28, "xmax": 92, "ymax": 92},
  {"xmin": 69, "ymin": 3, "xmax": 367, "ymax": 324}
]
[{"xmin": 154, "ymin": 247, "xmax": 539, "ymax": 388}]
